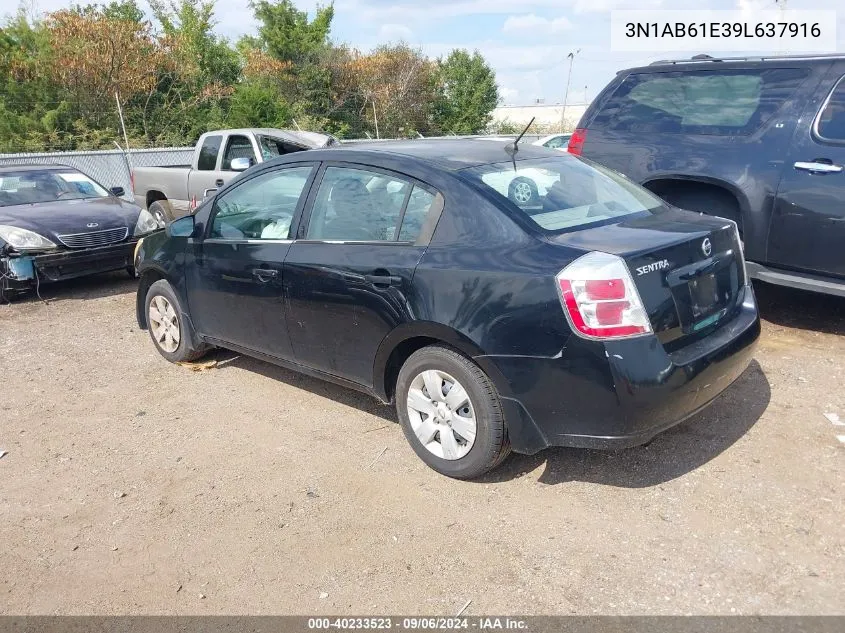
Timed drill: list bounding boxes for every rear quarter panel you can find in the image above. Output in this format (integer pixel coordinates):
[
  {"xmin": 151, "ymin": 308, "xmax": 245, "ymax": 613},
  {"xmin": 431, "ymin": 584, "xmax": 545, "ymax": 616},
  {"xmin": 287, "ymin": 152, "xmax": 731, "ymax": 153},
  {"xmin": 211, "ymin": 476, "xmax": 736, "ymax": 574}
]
[{"xmin": 409, "ymin": 180, "xmax": 579, "ymax": 387}]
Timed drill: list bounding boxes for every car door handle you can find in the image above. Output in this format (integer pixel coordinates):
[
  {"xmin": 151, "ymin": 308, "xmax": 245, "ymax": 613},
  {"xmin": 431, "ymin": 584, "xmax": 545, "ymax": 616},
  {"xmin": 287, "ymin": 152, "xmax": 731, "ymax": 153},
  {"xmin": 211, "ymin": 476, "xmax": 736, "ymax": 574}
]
[
  {"xmin": 794, "ymin": 161, "xmax": 843, "ymax": 174},
  {"xmin": 364, "ymin": 273, "xmax": 402, "ymax": 287},
  {"xmin": 252, "ymin": 268, "xmax": 279, "ymax": 283},
  {"xmin": 215, "ymin": 178, "xmax": 225, "ymax": 187}
]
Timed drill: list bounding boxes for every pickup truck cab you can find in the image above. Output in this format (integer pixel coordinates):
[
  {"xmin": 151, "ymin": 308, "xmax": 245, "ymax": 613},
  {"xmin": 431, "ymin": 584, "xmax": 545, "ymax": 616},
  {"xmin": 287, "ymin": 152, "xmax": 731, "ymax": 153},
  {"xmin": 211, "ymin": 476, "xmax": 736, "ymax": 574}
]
[
  {"xmin": 133, "ymin": 128, "xmax": 337, "ymax": 223},
  {"xmin": 572, "ymin": 54, "xmax": 845, "ymax": 297}
]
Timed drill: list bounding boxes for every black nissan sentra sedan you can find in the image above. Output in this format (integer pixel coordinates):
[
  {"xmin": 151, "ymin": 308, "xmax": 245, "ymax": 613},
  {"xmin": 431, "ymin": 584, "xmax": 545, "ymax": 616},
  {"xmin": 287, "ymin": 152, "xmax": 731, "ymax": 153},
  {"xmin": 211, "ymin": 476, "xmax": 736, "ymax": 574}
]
[
  {"xmin": 134, "ymin": 139, "xmax": 760, "ymax": 479},
  {"xmin": 0, "ymin": 165, "xmax": 162, "ymax": 299}
]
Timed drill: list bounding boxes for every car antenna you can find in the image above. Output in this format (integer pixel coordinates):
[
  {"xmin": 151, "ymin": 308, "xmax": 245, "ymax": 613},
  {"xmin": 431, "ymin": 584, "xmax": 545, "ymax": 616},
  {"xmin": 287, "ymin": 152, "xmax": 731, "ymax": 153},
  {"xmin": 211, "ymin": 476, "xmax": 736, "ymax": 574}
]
[{"xmin": 505, "ymin": 117, "xmax": 535, "ymax": 171}]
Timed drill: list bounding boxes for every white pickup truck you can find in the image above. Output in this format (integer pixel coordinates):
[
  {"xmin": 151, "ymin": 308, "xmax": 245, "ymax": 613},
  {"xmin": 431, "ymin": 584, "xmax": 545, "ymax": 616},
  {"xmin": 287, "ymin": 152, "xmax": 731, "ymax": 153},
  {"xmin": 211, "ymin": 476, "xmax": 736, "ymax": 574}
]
[{"xmin": 132, "ymin": 128, "xmax": 338, "ymax": 222}]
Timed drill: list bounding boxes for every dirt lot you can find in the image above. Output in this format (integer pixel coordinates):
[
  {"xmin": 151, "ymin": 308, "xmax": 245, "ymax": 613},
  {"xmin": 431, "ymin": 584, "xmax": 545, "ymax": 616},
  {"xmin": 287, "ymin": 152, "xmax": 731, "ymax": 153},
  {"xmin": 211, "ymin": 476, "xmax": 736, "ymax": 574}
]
[{"xmin": 0, "ymin": 274, "xmax": 843, "ymax": 615}]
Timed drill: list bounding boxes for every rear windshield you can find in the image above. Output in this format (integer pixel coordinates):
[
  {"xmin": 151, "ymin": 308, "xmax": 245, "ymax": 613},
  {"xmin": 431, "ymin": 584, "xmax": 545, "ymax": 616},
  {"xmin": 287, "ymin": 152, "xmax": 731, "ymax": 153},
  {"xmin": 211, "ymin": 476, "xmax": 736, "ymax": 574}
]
[
  {"xmin": 466, "ymin": 156, "xmax": 663, "ymax": 233},
  {"xmin": 0, "ymin": 169, "xmax": 109, "ymax": 207},
  {"xmin": 595, "ymin": 68, "xmax": 809, "ymax": 136}
]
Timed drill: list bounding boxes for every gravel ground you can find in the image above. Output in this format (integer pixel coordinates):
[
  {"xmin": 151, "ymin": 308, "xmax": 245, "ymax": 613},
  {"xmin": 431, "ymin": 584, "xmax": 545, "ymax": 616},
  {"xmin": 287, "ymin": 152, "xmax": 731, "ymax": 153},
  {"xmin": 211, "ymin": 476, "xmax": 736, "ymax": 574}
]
[{"xmin": 0, "ymin": 274, "xmax": 843, "ymax": 615}]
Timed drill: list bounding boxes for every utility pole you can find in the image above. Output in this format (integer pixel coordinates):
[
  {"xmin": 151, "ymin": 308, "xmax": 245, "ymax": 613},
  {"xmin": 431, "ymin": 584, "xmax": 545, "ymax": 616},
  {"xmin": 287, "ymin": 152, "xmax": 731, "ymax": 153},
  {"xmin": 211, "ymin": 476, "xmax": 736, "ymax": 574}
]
[
  {"xmin": 584, "ymin": 85, "xmax": 588, "ymax": 104},
  {"xmin": 561, "ymin": 49, "xmax": 580, "ymax": 133},
  {"xmin": 372, "ymin": 100, "xmax": 380, "ymax": 140}
]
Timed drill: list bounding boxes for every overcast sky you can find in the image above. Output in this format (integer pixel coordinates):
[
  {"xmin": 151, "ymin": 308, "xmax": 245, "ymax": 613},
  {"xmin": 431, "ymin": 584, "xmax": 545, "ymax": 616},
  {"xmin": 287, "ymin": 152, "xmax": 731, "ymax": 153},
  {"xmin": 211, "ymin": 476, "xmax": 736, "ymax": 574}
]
[{"xmin": 13, "ymin": 0, "xmax": 845, "ymax": 105}]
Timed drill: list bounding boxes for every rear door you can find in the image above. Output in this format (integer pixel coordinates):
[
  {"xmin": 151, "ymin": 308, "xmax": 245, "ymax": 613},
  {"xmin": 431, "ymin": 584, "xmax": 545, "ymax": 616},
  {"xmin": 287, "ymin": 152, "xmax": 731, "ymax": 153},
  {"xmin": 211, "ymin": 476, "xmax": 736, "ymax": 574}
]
[
  {"xmin": 283, "ymin": 163, "xmax": 443, "ymax": 386},
  {"xmin": 768, "ymin": 67, "xmax": 845, "ymax": 277},
  {"xmin": 186, "ymin": 163, "xmax": 317, "ymax": 359}
]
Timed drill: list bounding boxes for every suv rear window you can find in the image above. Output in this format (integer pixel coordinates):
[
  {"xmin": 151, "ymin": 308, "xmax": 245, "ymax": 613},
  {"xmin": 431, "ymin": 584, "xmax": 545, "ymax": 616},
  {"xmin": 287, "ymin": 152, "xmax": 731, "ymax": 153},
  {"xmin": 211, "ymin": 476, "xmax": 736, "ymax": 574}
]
[
  {"xmin": 466, "ymin": 156, "xmax": 663, "ymax": 233},
  {"xmin": 596, "ymin": 68, "xmax": 808, "ymax": 136}
]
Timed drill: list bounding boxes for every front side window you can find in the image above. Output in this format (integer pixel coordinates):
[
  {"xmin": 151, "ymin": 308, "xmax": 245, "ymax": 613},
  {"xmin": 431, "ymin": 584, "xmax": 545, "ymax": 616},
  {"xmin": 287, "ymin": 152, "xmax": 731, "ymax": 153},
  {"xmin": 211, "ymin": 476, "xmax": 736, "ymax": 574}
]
[
  {"xmin": 222, "ymin": 135, "xmax": 257, "ymax": 169},
  {"xmin": 306, "ymin": 167, "xmax": 413, "ymax": 241},
  {"xmin": 599, "ymin": 68, "xmax": 809, "ymax": 135},
  {"xmin": 467, "ymin": 156, "xmax": 663, "ymax": 233},
  {"xmin": 815, "ymin": 76, "xmax": 845, "ymax": 142},
  {"xmin": 197, "ymin": 135, "xmax": 222, "ymax": 171},
  {"xmin": 0, "ymin": 169, "xmax": 109, "ymax": 207},
  {"xmin": 210, "ymin": 166, "xmax": 313, "ymax": 240},
  {"xmin": 545, "ymin": 135, "xmax": 569, "ymax": 149}
]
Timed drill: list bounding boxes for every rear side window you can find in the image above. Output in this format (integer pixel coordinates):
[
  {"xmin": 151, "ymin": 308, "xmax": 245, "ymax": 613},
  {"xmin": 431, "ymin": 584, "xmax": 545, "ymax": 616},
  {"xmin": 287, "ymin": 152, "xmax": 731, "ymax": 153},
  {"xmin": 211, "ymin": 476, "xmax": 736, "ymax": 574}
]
[
  {"xmin": 467, "ymin": 156, "xmax": 663, "ymax": 233},
  {"xmin": 306, "ymin": 167, "xmax": 439, "ymax": 242},
  {"xmin": 197, "ymin": 135, "xmax": 222, "ymax": 171},
  {"xmin": 815, "ymin": 75, "xmax": 845, "ymax": 142},
  {"xmin": 597, "ymin": 68, "xmax": 808, "ymax": 136}
]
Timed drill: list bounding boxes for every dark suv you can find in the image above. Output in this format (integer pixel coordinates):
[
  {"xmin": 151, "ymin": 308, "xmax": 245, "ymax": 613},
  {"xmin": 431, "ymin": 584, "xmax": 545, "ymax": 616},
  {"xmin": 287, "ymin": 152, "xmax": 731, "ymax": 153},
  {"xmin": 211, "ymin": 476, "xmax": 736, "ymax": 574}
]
[{"xmin": 571, "ymin": 54, "xmax": 845, "ymax": 296}]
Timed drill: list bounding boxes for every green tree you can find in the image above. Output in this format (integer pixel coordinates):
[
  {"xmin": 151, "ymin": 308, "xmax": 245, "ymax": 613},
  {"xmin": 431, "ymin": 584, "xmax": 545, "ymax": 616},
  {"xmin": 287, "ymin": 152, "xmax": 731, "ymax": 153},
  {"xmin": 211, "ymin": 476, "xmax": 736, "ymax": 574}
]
[
  {"xmin": 435, "ymin": 49, "xmax": 499, "ymax": 134},
  {"xmin": 141, "ymin": 0, "xmax": 240, "ymax": 144},
  {"xmin": 72, "ymin": 1, "xmax": 145, "ymax": 22},
  {"xmin": 248, "ymin": 0, "xmax": 333, "ymax": 64},
  {"xmin": 227, "ymin": 81, "xmax": 291, "ymax": 128},
  {"xmin": 150, "ymin": 0, "xmax": 239, "ymax": 85},
  {"xmin": 0, "ymin": 9, "xmax": 59, "ymax": 151}
]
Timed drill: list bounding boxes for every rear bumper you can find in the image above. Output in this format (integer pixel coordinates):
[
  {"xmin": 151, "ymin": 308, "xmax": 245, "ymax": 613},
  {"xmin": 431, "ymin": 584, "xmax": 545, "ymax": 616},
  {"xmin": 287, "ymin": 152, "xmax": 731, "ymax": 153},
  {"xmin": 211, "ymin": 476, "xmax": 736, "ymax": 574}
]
[
  {"xmin": 486, "ymin": 285, "xmax": 761, "ymax": 454},
  {"xmin": 1, "ymin": 241, "xmax": 138, "ymax": 288}
]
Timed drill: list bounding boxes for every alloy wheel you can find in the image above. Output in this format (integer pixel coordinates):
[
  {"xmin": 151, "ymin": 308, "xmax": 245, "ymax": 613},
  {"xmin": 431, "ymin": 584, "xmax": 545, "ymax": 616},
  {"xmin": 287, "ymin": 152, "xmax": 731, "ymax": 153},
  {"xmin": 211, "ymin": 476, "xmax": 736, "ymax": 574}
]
[{"xmin": 513, "ymin": 182, "xmax": 533, "ymax": 204}]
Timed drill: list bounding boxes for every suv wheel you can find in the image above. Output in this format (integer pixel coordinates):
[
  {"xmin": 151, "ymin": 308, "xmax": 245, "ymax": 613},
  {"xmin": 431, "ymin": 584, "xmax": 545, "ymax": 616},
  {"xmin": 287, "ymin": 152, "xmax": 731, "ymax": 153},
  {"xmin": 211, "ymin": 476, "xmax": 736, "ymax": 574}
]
[
  {"xmin": 508, "ymin": 177, "xmax": 539, "ymax": 207},
  {"xmin": 145, "ymin": 279, "xmax": 208, "ymax": 363},
  {"xmin": 395, "ymin": 345, "xmax": 511, "ymax": 479},
  {"xmin": 149, "ymin": 200, "xmax": 172, "ymax": 225}
]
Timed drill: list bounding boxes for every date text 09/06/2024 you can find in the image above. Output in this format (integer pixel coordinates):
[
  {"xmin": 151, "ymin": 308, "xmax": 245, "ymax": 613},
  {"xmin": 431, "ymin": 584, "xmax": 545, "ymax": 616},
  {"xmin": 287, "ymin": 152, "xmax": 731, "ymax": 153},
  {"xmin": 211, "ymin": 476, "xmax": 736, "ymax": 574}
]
[
  {"xmin": 625, "ymin": 21, "xmax": 821, "ymax": 39},
  {"xmin": 307, "ymin": 618, "xmax": 528, "ymax": 630}
]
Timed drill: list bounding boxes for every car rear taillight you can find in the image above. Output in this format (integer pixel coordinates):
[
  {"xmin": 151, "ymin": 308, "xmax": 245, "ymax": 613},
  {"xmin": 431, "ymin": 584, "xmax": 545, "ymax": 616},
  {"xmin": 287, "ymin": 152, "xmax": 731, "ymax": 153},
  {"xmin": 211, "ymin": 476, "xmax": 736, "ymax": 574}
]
[
  {"xmin": 556, "ymin": 252, "xmax": 652, "ymax": 340},
  {"xmin": 567, "ymin": 128, "xmax": 587, "ymax": 156}
]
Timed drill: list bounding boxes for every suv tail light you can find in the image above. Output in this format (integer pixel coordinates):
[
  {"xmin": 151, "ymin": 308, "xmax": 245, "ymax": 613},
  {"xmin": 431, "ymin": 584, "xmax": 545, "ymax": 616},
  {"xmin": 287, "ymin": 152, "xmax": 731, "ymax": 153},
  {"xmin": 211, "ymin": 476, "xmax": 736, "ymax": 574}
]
[
  {"xmin": 556, "ymin": 251, "xmax": 652, "ymax": 340},
  {"xmin": 567, "ymin": 128, "xmax": 587, "ymax": 156}
]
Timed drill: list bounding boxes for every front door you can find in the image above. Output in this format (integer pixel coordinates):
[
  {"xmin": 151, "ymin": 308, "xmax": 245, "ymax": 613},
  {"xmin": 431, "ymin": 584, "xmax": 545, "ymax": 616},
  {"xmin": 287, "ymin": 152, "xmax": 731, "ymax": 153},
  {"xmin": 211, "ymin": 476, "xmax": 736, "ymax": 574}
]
[
  {"xmin": 284, "ymin": 164, "xmax": 442, "ymax": 386},
  {"xmin": 186, "ymin": 164, "xmax": 317, "ymax": 358},
  {"xmin": 769, "ymin": 70, "xmax": 845, "ymax": 277}
]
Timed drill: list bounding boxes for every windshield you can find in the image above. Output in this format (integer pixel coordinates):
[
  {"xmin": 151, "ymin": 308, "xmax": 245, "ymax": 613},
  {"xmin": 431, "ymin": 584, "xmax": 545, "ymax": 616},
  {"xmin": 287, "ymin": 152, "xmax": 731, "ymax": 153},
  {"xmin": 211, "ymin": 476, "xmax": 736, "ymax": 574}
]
[
  {"xmin": 0, "ymin": 169, "xmax": 110, "ymax": 207},
  {"xmin": 466, "ymin": 156, "xmax": 663, "ymax": 232}
]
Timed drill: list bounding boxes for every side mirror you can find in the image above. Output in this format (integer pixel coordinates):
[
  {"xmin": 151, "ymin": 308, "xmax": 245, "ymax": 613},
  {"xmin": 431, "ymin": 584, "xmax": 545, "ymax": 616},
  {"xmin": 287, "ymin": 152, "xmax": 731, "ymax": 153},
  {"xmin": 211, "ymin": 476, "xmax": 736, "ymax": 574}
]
[
  {"xmin": 110, "ymin": 186, "xmax": 125, "ymax": 197},
  {"xmin": 230, "ymin": 157, "xmax": 253, "ymax": 172},
  {"xmin": 167, "ymin": 215, "xmax": 195, "ymax": 238}
]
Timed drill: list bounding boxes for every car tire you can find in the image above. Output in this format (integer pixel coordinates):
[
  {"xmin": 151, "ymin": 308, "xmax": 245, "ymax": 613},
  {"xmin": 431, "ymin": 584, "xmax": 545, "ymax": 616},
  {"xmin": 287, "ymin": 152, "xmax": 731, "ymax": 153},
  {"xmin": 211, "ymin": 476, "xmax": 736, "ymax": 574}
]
[
  {"xmin": 126, "ymin": 266, "xmax": 138, "ymax": 279},
  {"xmin": 395, "ymin": 345, "xmax": 511, "ymax": 479},
  {"xmin": 508, "ymin": 177, "xmax": 540, "ymax": 207},
  {"xmin": 149, "ymin": 200, "xmax": 172, "ymax": 225},
  {"xmin": 144, "ymin": 279, "xmax": 208, "ymax": 363}
]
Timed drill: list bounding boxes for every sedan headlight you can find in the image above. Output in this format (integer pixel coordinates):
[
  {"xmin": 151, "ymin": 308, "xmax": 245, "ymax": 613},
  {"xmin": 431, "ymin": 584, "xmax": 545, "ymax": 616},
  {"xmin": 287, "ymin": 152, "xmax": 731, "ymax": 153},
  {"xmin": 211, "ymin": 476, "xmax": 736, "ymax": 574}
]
[
  {"xmin": 133, "ymin": 209, "xmax": 162, "ymax": 236},
  {"xmin": 0, "ymin": 225, "xmax": 57, "ymax": 251}
]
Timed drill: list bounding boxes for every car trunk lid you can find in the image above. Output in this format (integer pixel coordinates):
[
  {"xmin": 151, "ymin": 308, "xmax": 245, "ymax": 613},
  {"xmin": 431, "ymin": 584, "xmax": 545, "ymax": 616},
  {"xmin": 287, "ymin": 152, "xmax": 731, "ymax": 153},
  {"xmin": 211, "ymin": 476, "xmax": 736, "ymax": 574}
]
[{"xmin": 548, "ymin": 208, "xmax": 745, "ymax": 347}]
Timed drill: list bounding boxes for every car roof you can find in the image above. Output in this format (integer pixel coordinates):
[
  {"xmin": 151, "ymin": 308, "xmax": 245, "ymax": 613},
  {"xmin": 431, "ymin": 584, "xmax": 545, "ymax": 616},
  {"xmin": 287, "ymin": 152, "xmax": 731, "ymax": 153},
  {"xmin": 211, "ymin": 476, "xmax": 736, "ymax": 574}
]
[
  {"xmin": 206, "ymin": 128, "xmax": 337, "ymax": 147},
  {"xmin": 622, "ymin": 53, "xmax": 845, "ymax": 75},
  {"xmin": 296, "ymin": 139, "xmax": 559, "ymax": 171},
  {"xmin": 0, "ymin": 164, "xmax": 76, "ymax": 174}
]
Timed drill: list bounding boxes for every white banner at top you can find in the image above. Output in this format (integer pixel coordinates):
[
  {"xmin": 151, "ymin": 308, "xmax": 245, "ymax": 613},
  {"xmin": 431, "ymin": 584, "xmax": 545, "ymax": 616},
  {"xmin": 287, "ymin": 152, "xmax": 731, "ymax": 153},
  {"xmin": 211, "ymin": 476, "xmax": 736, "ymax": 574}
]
[{"xmin": 610, "ymin": 10, "xmax": 837, "ymax": 53}]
